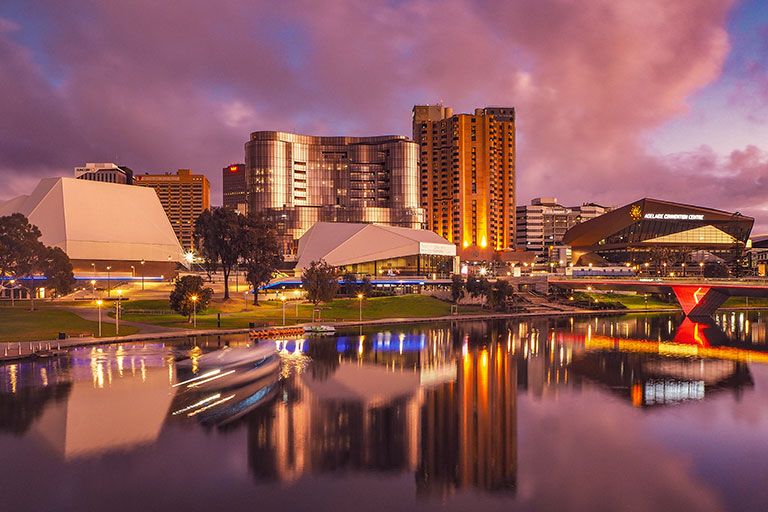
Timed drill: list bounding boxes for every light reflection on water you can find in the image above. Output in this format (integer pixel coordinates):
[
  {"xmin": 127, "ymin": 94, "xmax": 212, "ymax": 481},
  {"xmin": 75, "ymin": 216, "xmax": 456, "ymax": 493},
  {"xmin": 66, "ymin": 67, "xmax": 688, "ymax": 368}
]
[{"xmin": 2, "ymin": 312, "xmax": 768, "ymax": 511}]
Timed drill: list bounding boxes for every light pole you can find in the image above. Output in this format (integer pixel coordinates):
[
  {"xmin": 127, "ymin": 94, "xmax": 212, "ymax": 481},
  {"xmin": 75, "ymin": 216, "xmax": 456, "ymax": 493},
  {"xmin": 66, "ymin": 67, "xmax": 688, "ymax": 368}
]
[
  {"xmin": 191, "ymin": 295, "xmax": 198, "ymax": 328},
  {"xmin": 106, "ymin": 266, "xmax": 111, "ymax": 297},
  {"xmin": 96, "ymin": 300, "xmax": 103, "ymax": 337},
  {"xmin": 295, "ymin": 290, "xmax": 300, "ymax": 320},
  {"xmin": 357, "ymin": 293, "xmax": 363, "ymax": 322},
  {"xmin": 115, "ymin": 289, "xmax": 121, "ymax": 335},
  {"xmin": 91, "ymin": 263, "xmax": 95, "ymax": 279},
  {"xmin": 130, "ymin": 265, "xmax": 135, "ymax": 278},
  {"xmin": 244, "ymin": 290, "xmax": 249, "ymax": 310},
  {"xmin": 141, "ymin": 260, "xmax": 145, "ymax": 290},
  {"xmin": 9, "ymin": 279, "xmax": 15, "ymax": 307},
  {"xmin": 682, "ymin": 262, "xmax": 686, "ymax": 277},
  {"xmin": 281, "ymin": 296, "xmax": 287, "ymax": 325},
  {"xmin": 90, "ymin": 279, "xmax": 96, "ymax": 300}
]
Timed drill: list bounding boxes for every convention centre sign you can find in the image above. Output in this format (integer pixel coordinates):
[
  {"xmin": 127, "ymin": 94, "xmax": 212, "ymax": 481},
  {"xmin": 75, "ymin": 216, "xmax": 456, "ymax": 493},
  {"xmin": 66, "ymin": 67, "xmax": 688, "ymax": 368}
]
[{"xmin": 643, "ymin": 213, "xmax": 704, "ymax": 221}]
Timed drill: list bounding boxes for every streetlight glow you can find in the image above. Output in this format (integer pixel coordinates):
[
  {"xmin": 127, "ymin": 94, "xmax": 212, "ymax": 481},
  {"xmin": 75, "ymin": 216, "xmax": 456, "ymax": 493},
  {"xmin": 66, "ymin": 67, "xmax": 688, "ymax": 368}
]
[{"xmin": 191, "ymin": 295, "xmax": 198, "ymax": 328}]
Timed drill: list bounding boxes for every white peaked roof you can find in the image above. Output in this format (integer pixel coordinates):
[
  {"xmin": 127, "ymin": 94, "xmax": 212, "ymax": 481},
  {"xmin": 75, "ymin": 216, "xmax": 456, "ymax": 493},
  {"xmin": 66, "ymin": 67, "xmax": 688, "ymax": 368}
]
[
  {"xmin": 0, "ymin": 177, "xmax": 185, "ymax": 264},
  {"xmin": 295, "ymin": 222, "xmax": 456, "ymax": 269}
]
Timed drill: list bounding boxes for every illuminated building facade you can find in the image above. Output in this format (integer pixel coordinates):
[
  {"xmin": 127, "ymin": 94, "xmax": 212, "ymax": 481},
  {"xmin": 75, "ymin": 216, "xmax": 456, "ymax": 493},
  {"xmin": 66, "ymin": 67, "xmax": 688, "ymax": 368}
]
[
  {"xmin": 244, "ymin": 131, "xmax": 423, "ymax": 256},
  {"xmin": 222, "ymin": 163, "xmax": 247, "ymax": 215},
  {"xmin": 563, "ymin": 198, "xmax": 753, "ymax": 269},
  {"xmin": 412, "ymin": 105, "xmax": 516, "ymax": 259},
  {"xmin": 135, "ymin": 169, "xmax": 211, "ymax": 251}
]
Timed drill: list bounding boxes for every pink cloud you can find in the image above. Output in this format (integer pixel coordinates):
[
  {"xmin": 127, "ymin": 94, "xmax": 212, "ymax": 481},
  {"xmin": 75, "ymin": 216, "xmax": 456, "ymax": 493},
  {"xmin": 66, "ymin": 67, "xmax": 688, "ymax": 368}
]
[{"xmin": 2, "ymin": 0, "xmax": 762, "ymax": 229}]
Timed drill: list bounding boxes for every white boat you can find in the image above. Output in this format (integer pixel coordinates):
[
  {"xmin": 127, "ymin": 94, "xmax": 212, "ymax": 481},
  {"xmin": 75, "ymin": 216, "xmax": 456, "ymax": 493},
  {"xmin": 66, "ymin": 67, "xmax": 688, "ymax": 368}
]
[{"xmin": 303, "ymin": 325, "xmax": 336, "ymax": 334}]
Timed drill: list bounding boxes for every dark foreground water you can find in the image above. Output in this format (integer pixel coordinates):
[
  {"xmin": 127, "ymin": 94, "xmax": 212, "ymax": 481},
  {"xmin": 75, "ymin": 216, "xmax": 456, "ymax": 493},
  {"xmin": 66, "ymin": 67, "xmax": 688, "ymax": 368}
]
[{"xmin": 2, "ymin": 311, "xmax": 768, "ymax": 511}]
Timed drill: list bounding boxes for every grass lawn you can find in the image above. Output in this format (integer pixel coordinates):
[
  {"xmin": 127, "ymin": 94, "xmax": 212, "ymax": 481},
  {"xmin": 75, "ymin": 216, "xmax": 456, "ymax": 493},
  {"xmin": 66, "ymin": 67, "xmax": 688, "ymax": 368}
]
[
  {"xmin": 0, "ymin": 308, "xmax": 139, "ymax": 342},
  {"xmin": 121, "ymin": 295, "xmax": 484, "ymax": 329},
  {"xmin": 584, "ymin": 293, "xmax": 679, "ymax": 310}
]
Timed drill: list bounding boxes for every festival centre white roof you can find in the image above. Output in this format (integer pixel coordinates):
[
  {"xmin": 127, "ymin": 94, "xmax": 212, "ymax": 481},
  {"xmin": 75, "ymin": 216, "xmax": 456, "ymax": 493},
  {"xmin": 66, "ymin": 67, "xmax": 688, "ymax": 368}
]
[
  {"xmin": 295, "ymin": 222, "xmax": 456, "ymax": 270},
  {"xmin": 0, "ymin": 177, "xmax": 185, "ymax": 264}
]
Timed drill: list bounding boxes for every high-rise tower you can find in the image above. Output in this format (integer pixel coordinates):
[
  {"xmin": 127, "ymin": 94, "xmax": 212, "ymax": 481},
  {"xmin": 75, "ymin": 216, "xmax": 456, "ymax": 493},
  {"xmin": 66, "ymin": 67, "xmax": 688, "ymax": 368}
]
[{"xmin": 413, "ymin": 105, "xmax": 516, "ymax": 259}]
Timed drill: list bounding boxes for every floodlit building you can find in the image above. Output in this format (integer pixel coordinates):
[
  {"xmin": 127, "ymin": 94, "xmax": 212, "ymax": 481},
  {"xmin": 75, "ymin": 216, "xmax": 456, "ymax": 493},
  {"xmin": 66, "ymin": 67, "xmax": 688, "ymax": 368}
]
[
  {"xmin": 563, "ymin": 198, "xmax": 753, "ymax": 270},
  {"xmin": 295, "ymin": 222, "xmax": 457, "ymax": 277},
  {"xmin": 222, "ymin": 163, "xmax": 247, "ymax": 215},
  {"xmin": 412, "ymin": 105, "xmax": 516, "ymax": 260},
  {"xmin": 0, "ymin": 177, "xmax": 185, "ymax": 277},
  {"xmin": 135, "ymin": 169, "xmax": 211, "ymax": 252},
  {"xmin": 245, "ymin": 131, "xmax": 424, "ymax": 256}
]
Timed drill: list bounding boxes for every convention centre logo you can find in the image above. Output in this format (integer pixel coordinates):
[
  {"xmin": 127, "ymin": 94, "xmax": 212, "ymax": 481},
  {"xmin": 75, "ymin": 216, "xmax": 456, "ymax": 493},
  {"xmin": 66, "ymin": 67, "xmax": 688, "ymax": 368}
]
[{"xmin": 629, "ymin": 204, "xmax": 643, "ymax": 221}]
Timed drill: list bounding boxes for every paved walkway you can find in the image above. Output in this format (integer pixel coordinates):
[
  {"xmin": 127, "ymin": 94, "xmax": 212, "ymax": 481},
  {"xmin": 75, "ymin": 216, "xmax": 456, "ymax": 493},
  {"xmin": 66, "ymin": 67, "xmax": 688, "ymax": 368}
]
[{"xmin": 59, "ymin": 306, "xmax": 181, "ymax": 334}]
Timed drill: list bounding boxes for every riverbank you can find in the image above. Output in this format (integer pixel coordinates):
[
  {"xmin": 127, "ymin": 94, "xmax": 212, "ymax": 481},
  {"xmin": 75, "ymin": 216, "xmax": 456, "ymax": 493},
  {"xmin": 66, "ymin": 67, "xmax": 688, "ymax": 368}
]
[{"xmin": 0, "ymin": 307, "xmax": 675, "ymax": 363}]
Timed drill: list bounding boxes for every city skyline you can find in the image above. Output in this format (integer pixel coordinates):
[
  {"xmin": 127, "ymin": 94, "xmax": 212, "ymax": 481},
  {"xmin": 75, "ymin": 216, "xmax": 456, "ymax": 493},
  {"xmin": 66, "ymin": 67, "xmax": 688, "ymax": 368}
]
[{"xmin": 2, "ymin": 1, "xmax": 768, "ymax": 229}]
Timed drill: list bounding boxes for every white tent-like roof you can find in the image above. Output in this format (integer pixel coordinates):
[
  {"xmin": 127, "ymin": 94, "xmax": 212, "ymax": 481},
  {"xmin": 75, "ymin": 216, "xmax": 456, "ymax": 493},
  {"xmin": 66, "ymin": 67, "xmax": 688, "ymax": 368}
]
[
  {"xmin": 295, "ymin": 222, "xmax": 456, "ymax": 270},
  {"xmin": 0, "ymin": 177, "xmax": 185, "ymax": 264}
]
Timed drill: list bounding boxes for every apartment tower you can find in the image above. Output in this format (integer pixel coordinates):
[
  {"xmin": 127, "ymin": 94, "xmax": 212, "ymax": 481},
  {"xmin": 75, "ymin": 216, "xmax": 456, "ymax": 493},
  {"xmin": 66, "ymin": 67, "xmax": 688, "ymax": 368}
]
[{"xmin": 412, "ymin": 105, "xmax": 516, "ymax": 259}]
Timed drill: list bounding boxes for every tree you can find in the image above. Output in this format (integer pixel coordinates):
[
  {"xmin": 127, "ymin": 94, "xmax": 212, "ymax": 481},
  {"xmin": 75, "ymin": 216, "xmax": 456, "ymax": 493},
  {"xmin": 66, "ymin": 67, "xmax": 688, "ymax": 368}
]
[
  {"xmin": 0, "ymin": 214, "xmax": 57, "ymax": 310},
  {"xmin": 169, "ymin": 275, "xmax": 213, "ymax": 321},
  {"xmin": 451, "ymin": 275, "xmax": 465, "ymax": 303},
  {"xmin": 487, "ymin": 279, "xmax": 513, "ymax": 311},
  {"xmin": 194, "ymin": 208, "xmax": 247, "ymax": 299},
  {"xmin": 242, "ymin": 214, "xmax": 283, "ymax": 305},
  {"xmin": 301, "ymin": 259, "xmax": 338, "ymax": 306},
  {"xmin": 42, "ymin": 246, "xmax": 75, "ymax": 298}
]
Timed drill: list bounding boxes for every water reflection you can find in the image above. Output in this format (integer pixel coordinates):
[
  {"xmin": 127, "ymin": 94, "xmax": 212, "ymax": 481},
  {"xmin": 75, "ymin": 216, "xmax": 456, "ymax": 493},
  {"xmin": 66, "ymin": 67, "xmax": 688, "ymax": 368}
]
[{"xmin": 2, "ymin": 313, "xmax": 768, "ymax": 509}]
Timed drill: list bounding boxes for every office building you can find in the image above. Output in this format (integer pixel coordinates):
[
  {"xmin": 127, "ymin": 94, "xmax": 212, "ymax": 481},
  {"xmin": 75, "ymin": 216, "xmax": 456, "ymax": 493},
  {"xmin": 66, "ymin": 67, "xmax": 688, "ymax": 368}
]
[
  {"xmin": 74, "ymin": 162, "xmax": 134, "ymax": 185},
  {"xmin": 134, "ymin": 169, "xmax": 211, "ymax": 251},
  {"xmin": 244, "ymin": 131, "xmax": 423, "ymax": 255},
  {"xmin": 563, "ymin": 198, "xmax": 754, "ymax": 270},
  {"xmin": 412, "ymin": 105, "xmax": 516, "ymax": 260},
  {"xmin": 516, "ymin": 198, "xmax": 612, "ymax": 263},
  {"xmin": 223, "ymin": 163, "xmax": 248, "ymax": 215}
]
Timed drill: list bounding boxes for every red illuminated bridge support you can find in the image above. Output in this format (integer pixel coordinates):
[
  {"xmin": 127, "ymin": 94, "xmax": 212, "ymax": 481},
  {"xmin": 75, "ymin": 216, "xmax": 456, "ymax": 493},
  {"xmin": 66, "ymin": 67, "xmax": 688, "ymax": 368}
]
[{"xmin": 671, "ymin": 285, "xmax": 729, "ymax": 319}]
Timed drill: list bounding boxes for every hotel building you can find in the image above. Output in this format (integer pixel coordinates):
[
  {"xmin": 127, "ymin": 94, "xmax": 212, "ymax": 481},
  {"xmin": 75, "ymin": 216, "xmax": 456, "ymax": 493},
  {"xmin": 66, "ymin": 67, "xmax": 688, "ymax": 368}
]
[
  {"xmin": 244, "ymin": 131, "xmax": 423, "ymax": 255},
  {"xmin": 412, "ymin": 105, "xmax": 516, "ymax": 260},
  {"xmin": 135, "ymin": 169, "xmax": 211, "ymax": 251},
  {"xmin": 74, "ymin": 162, "xmax": 134, "ymax": 185}
]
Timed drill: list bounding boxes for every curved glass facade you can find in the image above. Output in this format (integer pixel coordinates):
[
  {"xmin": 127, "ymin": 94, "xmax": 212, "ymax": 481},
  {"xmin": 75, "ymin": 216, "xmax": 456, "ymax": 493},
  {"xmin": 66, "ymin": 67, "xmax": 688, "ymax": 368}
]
[{"xmin": 245, "ymin": 132, "xmax": 423, "ymax": 255}]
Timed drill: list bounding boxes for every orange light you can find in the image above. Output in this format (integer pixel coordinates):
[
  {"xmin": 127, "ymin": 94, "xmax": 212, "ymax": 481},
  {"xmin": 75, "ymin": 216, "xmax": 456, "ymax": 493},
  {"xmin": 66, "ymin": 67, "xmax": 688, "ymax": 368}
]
[{"xmin": 229, "ymin": 166, "xmax": 238, "ymax": 172}]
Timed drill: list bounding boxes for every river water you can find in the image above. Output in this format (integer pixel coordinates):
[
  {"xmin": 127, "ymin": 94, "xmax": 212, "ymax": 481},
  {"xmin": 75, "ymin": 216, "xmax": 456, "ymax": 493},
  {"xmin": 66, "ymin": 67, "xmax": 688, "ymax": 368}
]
[{"xmin": 2, "ymin": 311, "xmax": 768, "ymax": 511}]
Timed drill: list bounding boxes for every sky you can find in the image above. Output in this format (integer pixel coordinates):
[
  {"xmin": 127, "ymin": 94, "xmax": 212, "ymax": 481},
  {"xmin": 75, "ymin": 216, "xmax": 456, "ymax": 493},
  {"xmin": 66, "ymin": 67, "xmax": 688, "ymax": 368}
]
[{"xmin": 1, "ymin": 0, "xmax": 768, "ymax": 229}]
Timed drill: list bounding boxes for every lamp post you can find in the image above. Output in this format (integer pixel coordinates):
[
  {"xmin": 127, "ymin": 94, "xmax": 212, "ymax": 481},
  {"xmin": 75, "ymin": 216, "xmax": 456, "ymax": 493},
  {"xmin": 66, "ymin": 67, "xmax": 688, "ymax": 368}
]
[
  {"xmin": 130, "ymin": 265, "xmax": 135, "ymax": 278},
  {"xmin": 91, "ymin": 263, "xmax": 95, "ymax": 279},
  {"xmin": 115, "ymin": 289, "xmax": 122, "ymax": 335},
  {"xmin": 663, "ymin": 262, "xmax": 667, "ymax": 277},
  {"xmin": 9, "ymin": 279, "xmax": 15, "ymax": 307},
  {"xmin": 141, "ymin": 260, "xmax": 145, "ymax": 290},
  {"xmin": 281, "ymin": 296, "xmax": 287, "ymax": 325},
  {"xmin": 96, "ymin": 300, "xmax": 103, "ymax": 337},
  {"xmin": 357, "ymin": 293, "xmax": 364, "ymax": 322},
  {"xmin": 191, "ymin": 295, "xmax": 198, "ymax": 328},
  {"xmin": 90, "ymin": 279, "xmax": 96, "ymax": 300},
  {"xmin": 244, "ymin": 291, "xmax": 249, "ymax": 310},
  {"xmin": 682, "ymin": 262, "xmax": 686, "ymax": 277},
  {"xmin": 106, "ymin": 266, "xmax": 111, "ymax": 297},
  {"xmin": 295, "ymin": 290, "xmax": 300, "ymax": 320}
]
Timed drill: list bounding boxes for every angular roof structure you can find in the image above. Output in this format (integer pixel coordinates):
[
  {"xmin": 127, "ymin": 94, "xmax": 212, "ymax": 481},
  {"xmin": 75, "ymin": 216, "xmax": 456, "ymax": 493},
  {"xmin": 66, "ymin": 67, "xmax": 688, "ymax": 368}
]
[
  {"xmin": 295, "ymin": 222, "xmax": 456, "ymax": 270},
  {"xmin": 0, "ymin": 177, "xmax": 185, "ymax": 264}
]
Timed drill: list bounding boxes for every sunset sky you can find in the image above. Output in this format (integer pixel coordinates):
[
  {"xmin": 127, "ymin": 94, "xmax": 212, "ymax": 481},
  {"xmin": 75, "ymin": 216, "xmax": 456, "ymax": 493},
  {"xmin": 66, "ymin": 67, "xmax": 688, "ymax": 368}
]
[{"xmin": 2, "ymin": 0, "xmax": 767, "ymax": 228}]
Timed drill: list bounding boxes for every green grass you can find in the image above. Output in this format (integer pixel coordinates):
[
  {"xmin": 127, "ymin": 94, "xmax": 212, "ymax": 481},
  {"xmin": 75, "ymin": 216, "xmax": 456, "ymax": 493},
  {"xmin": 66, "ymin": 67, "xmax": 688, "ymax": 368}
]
[
  {"xmin": 0, "ymin": 308, "xmax": 139, "ymax": 342},
  {"xmin": 120, "ymin": 295, "xmax": 484, "ymax": 329},
  {"xmin": 583, "ymin": 293, "xmax": 679, "ymax": 310},
  {"xmin": 722, "ymin": 297, "xmax": 768, "ymax": 308}
]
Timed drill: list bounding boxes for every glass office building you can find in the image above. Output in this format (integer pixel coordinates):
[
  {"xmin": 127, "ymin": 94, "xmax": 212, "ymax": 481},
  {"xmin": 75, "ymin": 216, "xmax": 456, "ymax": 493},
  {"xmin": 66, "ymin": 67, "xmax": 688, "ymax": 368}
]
[
  {"xmin": 563, "ymin": 198, "xmax": 754, "ymax": 269},
  {"xmin": 245, "ymin": 132, "xmax": 424, "ymax": 255}
]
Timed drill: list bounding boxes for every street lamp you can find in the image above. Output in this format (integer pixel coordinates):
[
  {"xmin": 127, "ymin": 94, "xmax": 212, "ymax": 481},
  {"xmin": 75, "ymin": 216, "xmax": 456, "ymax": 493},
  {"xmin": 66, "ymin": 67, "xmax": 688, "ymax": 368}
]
[
  {"xmin": 90, "ymin": 279, "xmax": 96, "ymax": 300},
  {"xmin": 116, "ymin": 290, "xmax": 122, "ymax": 335},
  {"xmin": 130, "ymin": 265, "xmax": 135, "ymax": 278},
  {"xmin": 141, "ymin": 260, "xmax": 145, "ymax": 290},
  {"xmin": 91, "ymin": 263, "xmax": 95, "ymax": 278},
  {"xmin": 281, "ymin": 296, "xmax": 287, "ymax": 325},
  {"xmin": 244, "ymin": 290, "xmax": 249, "ymax": 310},
  {"xmin": 191, "ymin": 295, "xmax": 198, "ymax": 328},
  {"xmin": 96, "ymin": 300, "xmax": 103, "ymax": 337},
  {"xmin": 295, "ymin": 290, "xmax": 300, "ymax": 320},
  {"xmin": 106, "ymin": 266, "xmax": 112, "ymax": 297},
  {"xmin": 357, "ymin": 293, "xmax": 364, "ymax": 322},
  {"xmin": 9, "ymin": 279, "xmax": 15, "ymax": 307}
]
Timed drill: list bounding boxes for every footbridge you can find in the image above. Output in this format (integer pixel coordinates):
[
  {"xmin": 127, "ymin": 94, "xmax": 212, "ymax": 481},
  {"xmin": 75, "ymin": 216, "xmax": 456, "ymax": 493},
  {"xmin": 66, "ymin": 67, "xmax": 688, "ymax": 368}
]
[{"xmin": 549, "ymin": 278, "xmax": 768, "ymax": 318}]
